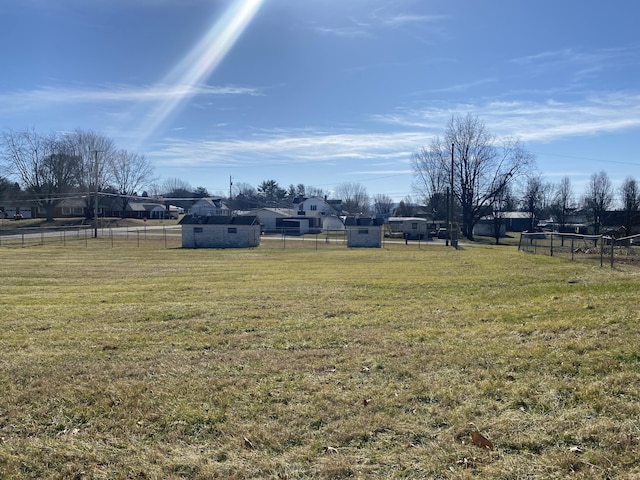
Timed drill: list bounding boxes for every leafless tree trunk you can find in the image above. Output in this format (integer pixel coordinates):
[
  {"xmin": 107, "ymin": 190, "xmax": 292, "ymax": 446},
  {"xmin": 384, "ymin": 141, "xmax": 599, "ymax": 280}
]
[
  {"xmin": 373, "ymin": 194, "xmax": 394, "ymax": 215},
  {"xmin": 63, "ymin": 130, "xmax": 116, "ymax": 220},
  {"xmin": 109, "ymin": 150, "xmax": 156, "ymax": 217},
  {"xmin": 335, "ymin": 182, "xmax": 370, "ymax": 215},
  {"xmin": 0, "ymin": 129, "xmax": 82, "ymax": 221},
  {"xmin": 583, "ymin": 170, "xmax": 613, "ymax": 235},
  {"xmin": 413, "ymin": 114, "xmax": 534, "ymax": 240},
  {"xmin": 619, "ymin": 176, "xmax": 639, "ymax": 236}
]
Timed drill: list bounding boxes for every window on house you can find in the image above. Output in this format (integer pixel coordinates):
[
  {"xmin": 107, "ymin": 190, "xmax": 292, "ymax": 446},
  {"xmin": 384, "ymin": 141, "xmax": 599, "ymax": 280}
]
[
  {"xmin": 194, "ymin": 227, "xmax": 203, "ymax": 233},
  {"xmin": 228, "ymin": 227, "xmax": 237, "ymax": 233},
  {"xmin": 310, "ymin": 205, "xmax": 317, "ymax": 211},
  {"xmin": 412, "ymin": 222, "xmax": 418, "ymax": 230},
  {"xmin": 358, "ymin": 228, "xmax": 369, "ymax": 234}
]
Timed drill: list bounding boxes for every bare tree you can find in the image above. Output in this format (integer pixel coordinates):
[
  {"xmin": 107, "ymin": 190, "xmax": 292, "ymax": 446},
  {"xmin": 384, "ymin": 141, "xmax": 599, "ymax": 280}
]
[
  {"xmin": 162, "ymin": 177, "xmax": 193, "ymax": 197},
  {"xmin": 411, "ymin": 146, "xmax": 450, "ymax": 219},
  {"xmin": 373, "ymin": 193, "xmax": 394, "ymax": 215},
  {"xmin": 619, "ymin": 176, "xmax": 640, "ymax": 235},
  {"xmin": 413, "ymin": 114, "xmax": 534, "ymax": 240},
  {"xmin": 0, "ymin": 129, "xmax": 82, "ymax": 220},
  {"xmin": 306, "ymin": 185, "xmax": 325, "ymax": 198},
  {"xmin": 63, "ymin": 130, "xmax": 116, "ymax": 221},
  {"xmin": 335, "ymin": 182, "xmax": 370, "ymax": 214},
  {"xmin": 552, "ymin": 176, "xmax": 574, "ymax": 232},
  {"xmin": 232, "ymin": 182, "xmax": 258, "ymax": 209},
  {"xmin": 109, "ymin": 150, "xmax": 156, "ymax": 217},
  {"xmin": 522, "ymin": 175, "xmax": 552, "ymax": 231},
  {"xmin": 583, "ymin": 170, "xmax": 613, "ymax": 234}
]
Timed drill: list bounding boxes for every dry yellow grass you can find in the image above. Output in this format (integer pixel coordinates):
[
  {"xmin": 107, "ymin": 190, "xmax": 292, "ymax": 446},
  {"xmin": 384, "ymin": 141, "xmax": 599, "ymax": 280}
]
[{"xmin": 0, "ymin": 241, "xmax": 639, "ymax": 478}]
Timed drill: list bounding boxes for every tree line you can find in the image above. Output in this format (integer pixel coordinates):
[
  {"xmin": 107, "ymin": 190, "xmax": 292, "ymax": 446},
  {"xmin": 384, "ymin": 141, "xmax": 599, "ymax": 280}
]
[
  {"xmin": 0, "ymin": 128, "xmax": 396, "ymax": 219},
  {"xmin": 0, "ymin": 129, "xmax": 154, "ymax": 221},
  {"xmin": 2, "ymin": 119, "xmax": 638, "ymax": 240},
  {"xmin": 411, "ymin": 114, "xmax": 640, "ymax": 240}
]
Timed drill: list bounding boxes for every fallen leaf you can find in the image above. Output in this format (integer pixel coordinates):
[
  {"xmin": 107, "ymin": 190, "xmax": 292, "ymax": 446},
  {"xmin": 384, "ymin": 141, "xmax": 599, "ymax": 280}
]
[
  {"xmin": 471, "ymin": 431, "xmax": 494, "ymax": 450},
  {"xmin": 324, "ymin": 446, "xmax": 338, "ymax": 454},
  {"xmin": 243, "ymin": 437, "xmax": 254, "ymax": 450}
]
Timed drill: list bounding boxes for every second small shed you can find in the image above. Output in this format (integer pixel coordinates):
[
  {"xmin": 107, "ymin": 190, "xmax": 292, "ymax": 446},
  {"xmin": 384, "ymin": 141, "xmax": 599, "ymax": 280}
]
[
  {"xmin": 179, "ymin": 215, "xmax": 261, "ymax": 248},
  {"xmin": 344, "ymin": 217, "xmax": 384, "ymax": 248}
]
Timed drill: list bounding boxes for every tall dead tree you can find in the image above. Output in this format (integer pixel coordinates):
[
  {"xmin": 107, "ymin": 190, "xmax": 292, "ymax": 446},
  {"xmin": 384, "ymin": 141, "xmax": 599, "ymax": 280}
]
[{"xmin": 413, "ymin": 114, "xmax": 534, "ymax": 240}]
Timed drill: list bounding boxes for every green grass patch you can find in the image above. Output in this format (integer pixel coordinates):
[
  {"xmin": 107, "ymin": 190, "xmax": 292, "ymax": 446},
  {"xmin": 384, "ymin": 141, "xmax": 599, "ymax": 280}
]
[{"xmin": 1, "ymin": 243, "xmax": 639, "ymax": 478}]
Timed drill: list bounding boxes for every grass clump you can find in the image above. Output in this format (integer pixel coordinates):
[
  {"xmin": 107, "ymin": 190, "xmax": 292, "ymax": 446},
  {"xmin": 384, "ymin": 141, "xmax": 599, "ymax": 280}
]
[{"xmin": 0, "ymin": 242, "xmax": 639, "ymax": 478}]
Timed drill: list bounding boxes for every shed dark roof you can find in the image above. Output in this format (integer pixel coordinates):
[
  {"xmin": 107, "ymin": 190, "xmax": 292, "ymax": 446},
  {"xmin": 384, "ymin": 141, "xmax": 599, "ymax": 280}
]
[
  {"xmin": 344, "ymin": 216, "xmax": 384, "ymax": 227},
  {"xmin": 179, "ymin": 215, "xmax": 261, "ymax": 226}
]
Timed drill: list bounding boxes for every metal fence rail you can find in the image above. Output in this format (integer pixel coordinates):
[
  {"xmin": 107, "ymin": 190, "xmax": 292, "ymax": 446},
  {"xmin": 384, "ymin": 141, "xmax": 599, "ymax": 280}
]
[
  {"xmin": 0, "ymin": 225, "xmax": 448, "ymax": 250},
  {"xmin": 519, "ymin": 231, "xmax": 640, "ymax": 268}
]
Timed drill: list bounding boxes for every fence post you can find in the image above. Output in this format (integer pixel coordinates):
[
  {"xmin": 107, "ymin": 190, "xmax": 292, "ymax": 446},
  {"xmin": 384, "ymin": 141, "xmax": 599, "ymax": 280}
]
[
  {"xmin": 137, "ymin": 230, "xmax": 140, "ymax": 248},
  {"xmin": 600, "ymin": 236, "xmax": 604, "ymax": 267},
  {"xmin": 550, "ymin": 233, "xmax": 553, "ymax": 257},
  {"xmin": 164, "ymin": 227, "xmax": 167, "ymax": 249},
  {"xmin": 571, "ymin": 237, "xmax": 574, "ymax": 261},
  {"xmin": 610, "ymin": 237, "xmax": 615, "ymax": 268}
]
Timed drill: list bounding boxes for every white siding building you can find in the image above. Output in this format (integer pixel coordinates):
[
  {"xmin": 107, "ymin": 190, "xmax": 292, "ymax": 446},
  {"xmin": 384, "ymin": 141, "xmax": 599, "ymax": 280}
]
[
  {"xmin": 179, "ymin": 215, "xmax": 261, "ymax": 248},
  {"xmin": 344, "ymin": 217, "xmax": 384, "ymax": 248}
]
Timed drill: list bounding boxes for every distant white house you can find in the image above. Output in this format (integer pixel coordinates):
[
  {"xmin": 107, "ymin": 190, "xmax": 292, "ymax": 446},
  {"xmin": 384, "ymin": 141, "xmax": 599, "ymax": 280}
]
[
  {"xmin": 168, "ymin": 205, "xmax": 184, "ymax": 219},
  {"xmin": 295, "ymin": 196, "xmax": 343, "ymax": 216},
  {"xmin": 179, "ymin": 215, "xmax": 261, "ymax": 248},
  {"xmin": 322, "ymin": 215, "xmax": 345, "ymax": 231},
  {"xmin": 242, "ymin": 208, "xmax": 297, "ymax": 233},
  {"xmin": 473, "ymin": 217, "xmax": 506, "ymax": 237},
  {"xmin": 189, "ymin": 198, "xmax": 230, "ymax": 217}
]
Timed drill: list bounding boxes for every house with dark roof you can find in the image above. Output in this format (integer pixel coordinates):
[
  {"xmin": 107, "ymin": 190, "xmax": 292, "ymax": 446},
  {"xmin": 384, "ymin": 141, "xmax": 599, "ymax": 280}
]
[
  {"xmin": 179, "ymin": 215, "xmax": 261, "ymax": 248},
  {"xmin": 344, "ymin": 217, "xmax": 384, "ymax": 248}
]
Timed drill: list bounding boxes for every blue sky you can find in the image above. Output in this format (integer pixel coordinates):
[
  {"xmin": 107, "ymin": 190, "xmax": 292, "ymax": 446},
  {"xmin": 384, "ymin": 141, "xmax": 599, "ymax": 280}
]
[{"xmin": 2, "ymin": 0, "xmax": 640, "ymax": 203}]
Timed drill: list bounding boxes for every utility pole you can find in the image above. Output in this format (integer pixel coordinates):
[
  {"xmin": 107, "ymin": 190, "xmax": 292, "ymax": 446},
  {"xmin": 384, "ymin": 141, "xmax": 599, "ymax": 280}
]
[
  {"xmin": 450, "ymin": 143, "xmax": 455, "ymax": 248},
  {"xmin": 92, "ymin": 150, "xmax": 104, "ymax": 238},
  {"xmin": 229, "ymin": 176, "xmax": 233, "ymax": 201}
]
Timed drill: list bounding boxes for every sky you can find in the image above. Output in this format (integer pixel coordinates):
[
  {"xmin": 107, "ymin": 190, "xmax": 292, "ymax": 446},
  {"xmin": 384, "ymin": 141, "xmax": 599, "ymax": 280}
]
[{"xmin": 2, "ymin": 0, "xmax": 640, "ymax": 204}]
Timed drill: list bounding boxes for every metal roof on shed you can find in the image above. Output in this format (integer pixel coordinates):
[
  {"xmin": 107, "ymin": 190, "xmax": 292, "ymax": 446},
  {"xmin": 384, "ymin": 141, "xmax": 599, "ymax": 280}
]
[{"xmin": 178, "ymin": 215, "xmax": 261, "ymax": 225}]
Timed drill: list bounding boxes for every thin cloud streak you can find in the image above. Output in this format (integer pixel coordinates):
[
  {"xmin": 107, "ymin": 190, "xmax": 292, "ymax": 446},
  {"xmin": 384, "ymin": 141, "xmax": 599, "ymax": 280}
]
[
  {"xmin": 145, "ymin": 91, "xmax": 640, "ymax": 174},
  {"xmin": 373, "ymin": 92, "xmax": 640, "ymax": 142},
  {"xmin": 0, "ymin": 83, "xmax": 260, "ymax": 110},
  {"xmin": 148, "ymin": 131, "xmax": 425, "ymax": 168}
]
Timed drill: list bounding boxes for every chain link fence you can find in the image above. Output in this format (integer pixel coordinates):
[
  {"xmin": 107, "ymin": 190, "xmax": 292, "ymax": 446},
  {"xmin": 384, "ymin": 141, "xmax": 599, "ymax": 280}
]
[
  {"xmin": 0, "ymin": 225, "xmax": 448, "ymax": 251},
  {"xmin": 519, "ymin": 231, "xmax": 640, "ymax": 268}
]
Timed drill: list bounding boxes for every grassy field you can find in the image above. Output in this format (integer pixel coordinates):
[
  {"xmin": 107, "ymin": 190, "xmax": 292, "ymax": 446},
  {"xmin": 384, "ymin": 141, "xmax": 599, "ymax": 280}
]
[{"xmin": 0, "ymin": 241, "xmax": 639, "ymax": 479}]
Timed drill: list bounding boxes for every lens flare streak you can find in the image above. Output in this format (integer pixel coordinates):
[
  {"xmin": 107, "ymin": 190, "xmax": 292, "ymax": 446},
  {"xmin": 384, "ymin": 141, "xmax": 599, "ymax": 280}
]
[{"xmin": 137, "ymin": 0, "xmax": 263, "ymax": 144}]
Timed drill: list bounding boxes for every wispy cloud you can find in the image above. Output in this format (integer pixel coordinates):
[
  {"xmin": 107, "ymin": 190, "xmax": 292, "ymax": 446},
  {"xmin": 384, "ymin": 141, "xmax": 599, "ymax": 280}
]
[
  {"xmin": 313, "ymin": 10, "xmax": 447, "ymax": 38},
  {"xmin": 148, "ymin": 130, "xmax": 424, "ymax": 169},
  {"xmin": 0, "ymin": 83, "xmax": 261, "ymax": 111},
  {"xmin": 372, "ymin": 92, "xmax": 640, "ymax": 143},
  {"xmin": 378, "ymin": 13, "xmax": 448, "ymax": 26},
  {"xmin": 510, "ymin": 45, "xmax": 640, "ymax": 78}
]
